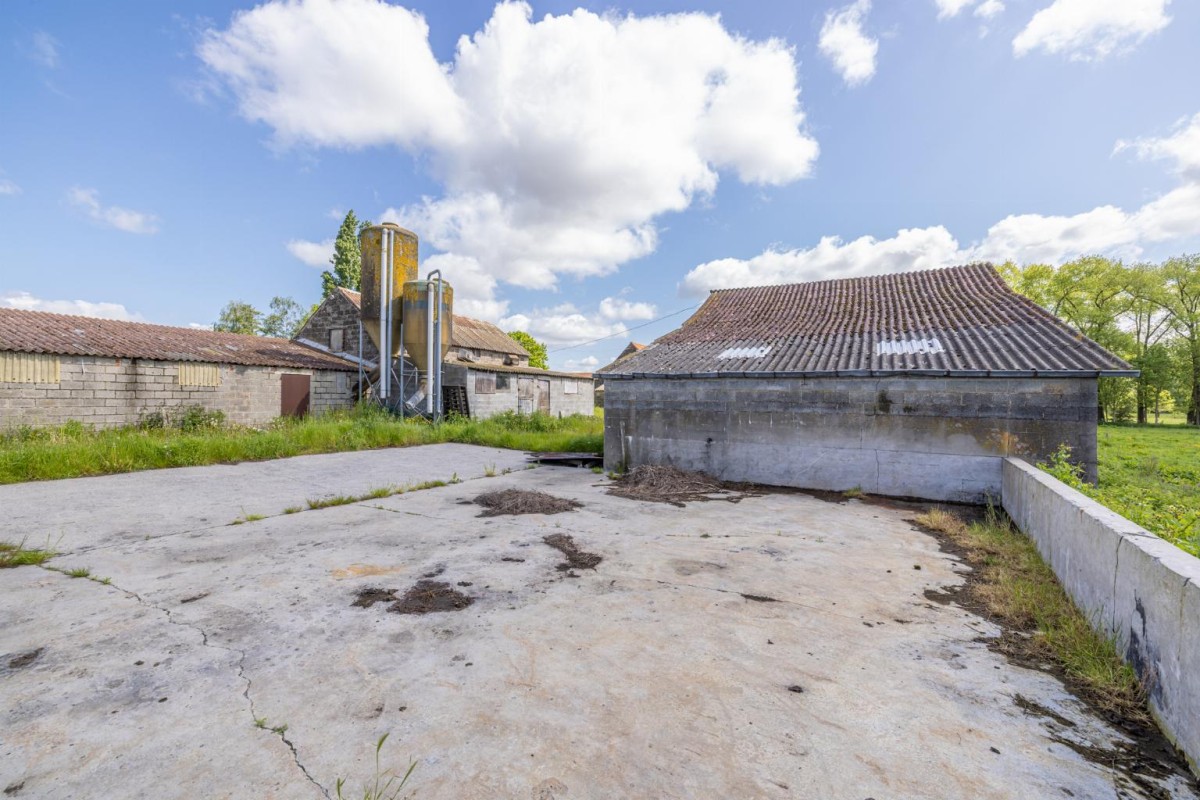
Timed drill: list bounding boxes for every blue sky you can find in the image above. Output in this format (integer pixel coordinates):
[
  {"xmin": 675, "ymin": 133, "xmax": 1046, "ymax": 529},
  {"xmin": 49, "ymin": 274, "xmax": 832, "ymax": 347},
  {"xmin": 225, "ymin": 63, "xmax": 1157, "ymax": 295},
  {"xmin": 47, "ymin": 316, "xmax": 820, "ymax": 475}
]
[{"xmin": 2, "ymin": 0, "xmax": 1198, "ymax": 370}]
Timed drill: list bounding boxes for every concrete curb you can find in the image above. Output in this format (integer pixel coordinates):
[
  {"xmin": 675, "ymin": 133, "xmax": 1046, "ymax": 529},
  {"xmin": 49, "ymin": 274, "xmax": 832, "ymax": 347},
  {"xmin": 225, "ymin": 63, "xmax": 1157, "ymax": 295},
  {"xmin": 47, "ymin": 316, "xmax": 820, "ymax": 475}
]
[{"xmin": 1002, "ymin": 457, "xmax": 1200, "ymax": 776}]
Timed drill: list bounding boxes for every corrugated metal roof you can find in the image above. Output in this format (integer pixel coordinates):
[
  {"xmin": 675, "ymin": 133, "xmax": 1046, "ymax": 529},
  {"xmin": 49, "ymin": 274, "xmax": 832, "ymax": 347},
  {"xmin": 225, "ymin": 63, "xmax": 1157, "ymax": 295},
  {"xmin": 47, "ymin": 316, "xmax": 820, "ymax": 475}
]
[
  {"xmin": 0, "ymin": 307, "xmax": 358, "ymax": 371},
  {"xmin": 337, "ymin": 288, "xmax": 529, "ymax": 357},
  {"xmin": 606, "ymin": 264, "xmax": 1136, "ymax": 378}
]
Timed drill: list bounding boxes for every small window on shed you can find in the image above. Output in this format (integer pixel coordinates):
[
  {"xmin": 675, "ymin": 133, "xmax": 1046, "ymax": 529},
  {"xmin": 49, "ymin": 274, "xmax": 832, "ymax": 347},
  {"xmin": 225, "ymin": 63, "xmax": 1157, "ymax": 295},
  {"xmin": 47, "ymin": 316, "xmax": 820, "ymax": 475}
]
[
  {"xmin": 475, "ymin": 373, "xmax": 496, "ymax": 394},
  {"xmin": 563, "ymin": 379, "xmax": 579, "ymax": 395},
  {"xmin": 179, "ymin": 362, "xmax": 220, "ymax": 387},
  {"xmin": 330, "ymin": 328, "xmax": 345, "ymax": 352},
  {"xmin": 0, "ymin": 352, "xmax": 60, "ymax": 384},
  {"xmin": 495, "ymin": 374, "xmax": 510, "ymax": 391}
]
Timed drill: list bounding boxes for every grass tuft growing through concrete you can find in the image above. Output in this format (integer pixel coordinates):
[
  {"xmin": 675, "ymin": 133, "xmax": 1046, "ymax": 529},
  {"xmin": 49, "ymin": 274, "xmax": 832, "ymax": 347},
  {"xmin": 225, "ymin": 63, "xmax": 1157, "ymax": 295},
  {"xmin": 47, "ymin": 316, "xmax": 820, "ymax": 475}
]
[
  {"xmin": 0, "ymin": 406, "xmax": 602, "ymax": 485},
  {"xmin": 0, "ymin": 540, "xmax": 56, "ymax": 568},
  {"xmin": 915, "ymin": 506, "xmax": 1146, "ymax": 720},
  {"xmin": 336, "ymin": 733, "xmax": 416, "ymax": 800}
]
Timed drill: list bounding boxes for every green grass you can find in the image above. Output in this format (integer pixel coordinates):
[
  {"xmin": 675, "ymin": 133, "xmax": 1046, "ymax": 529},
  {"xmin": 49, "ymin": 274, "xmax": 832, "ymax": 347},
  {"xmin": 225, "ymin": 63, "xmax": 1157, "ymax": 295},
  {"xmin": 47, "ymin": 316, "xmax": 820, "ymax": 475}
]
[
  {"xmin": 917, "ymin": 507, "xmax": 1146, "ymax": 720},
  {"xmin": 0, "ymin": 540, "xmax": 56, "ymax": 568},
  {"xmin": 0, "ymin": 406, "xmax": 603, "ymax": 485},
  {"xmin": 1042, "ymin": 424, "xmax": 1200, "ymax": 557}
]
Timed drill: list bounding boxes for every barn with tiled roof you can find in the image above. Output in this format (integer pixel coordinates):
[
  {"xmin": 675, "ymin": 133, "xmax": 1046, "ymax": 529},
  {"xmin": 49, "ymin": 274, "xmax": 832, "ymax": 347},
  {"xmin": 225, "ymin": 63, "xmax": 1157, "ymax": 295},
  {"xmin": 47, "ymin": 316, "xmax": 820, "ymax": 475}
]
[{"xmin": 603, "ymin": 263, "xmax": 1135, "ymax": 502}]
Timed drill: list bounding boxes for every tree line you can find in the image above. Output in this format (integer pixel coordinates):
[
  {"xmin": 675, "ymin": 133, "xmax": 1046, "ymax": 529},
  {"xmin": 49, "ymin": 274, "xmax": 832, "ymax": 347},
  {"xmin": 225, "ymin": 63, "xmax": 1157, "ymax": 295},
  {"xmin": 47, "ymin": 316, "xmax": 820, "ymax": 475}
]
[
  {"xmin": 212, "ymin": 210, "xmax": 549, "ymax": 369},
  {"xmin": 1000, "ymin": 255, "xmax": 1200, "ymax": 425}
]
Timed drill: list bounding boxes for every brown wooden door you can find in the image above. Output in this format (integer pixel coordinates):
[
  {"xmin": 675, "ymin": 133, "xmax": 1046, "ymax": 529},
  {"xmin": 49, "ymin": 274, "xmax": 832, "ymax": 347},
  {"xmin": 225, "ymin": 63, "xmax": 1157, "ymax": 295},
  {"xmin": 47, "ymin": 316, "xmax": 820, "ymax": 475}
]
[
  {"xmin": 281, "ymin": 373, "xmax": 311, "ymax": 418},
  {"xmin": 536, "ymin": 379, "xmax": 550, "ymax": 413}
]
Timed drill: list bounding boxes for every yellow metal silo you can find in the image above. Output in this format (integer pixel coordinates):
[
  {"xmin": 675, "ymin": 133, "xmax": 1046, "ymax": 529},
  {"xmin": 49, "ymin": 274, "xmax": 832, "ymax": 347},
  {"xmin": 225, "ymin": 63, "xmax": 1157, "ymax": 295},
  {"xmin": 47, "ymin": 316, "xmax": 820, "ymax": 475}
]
[
  {"xmin": 401, "ymin": 278, "xmax": 455, "ymax": 377},
  {"xmin": 359, "ymin": 223, "xmax": 418, "ymax": 358}
]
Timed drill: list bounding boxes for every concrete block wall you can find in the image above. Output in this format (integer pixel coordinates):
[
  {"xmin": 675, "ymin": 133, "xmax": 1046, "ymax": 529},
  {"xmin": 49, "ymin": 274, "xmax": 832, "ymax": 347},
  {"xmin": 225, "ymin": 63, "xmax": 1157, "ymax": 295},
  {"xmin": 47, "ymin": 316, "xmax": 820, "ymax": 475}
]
[
  {"xmin": 463, "ymin": 369, "xmax": 596, "ymax": 419},
  {"xmin": 603, "ymin": 375, "xmax": 1097, "ymax": 503},
  {"xmin": 1002, "ymin": 458, "xmax": 1200, "ymax": 775},
  {"xmin": 465, "ymin": 372, "xmax": 520, "ymax": 418},
  {"xmin": 549, "ymin": 376, "xmax": 595, "ymax": 417},
  {"xmin": 0, "ymin": 355, "xmax": 355, "ymax": 429}
]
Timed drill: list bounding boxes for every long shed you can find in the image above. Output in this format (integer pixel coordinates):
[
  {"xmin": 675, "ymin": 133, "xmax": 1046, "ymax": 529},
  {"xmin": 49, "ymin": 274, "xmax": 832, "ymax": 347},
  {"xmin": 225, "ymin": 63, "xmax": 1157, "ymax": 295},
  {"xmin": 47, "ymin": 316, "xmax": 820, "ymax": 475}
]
[
  {"xmin": 602, "ymin": 264, "xmax": 1135, "ymax": 503},
  {"xmin": 0, "ymin": 308, "xmax": 357, "ymax": 429}
]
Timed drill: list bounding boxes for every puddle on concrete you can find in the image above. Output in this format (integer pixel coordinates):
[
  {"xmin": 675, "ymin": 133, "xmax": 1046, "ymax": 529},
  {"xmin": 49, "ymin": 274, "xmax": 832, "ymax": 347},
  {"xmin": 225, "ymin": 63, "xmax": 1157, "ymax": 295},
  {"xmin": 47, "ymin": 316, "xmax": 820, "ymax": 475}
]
[
  {"xmin": 542, "ymin": 534, "xmax": 602, "ymax": 571},
  {"xmin": 474, "ymin": 489, "xmax": 582, "ymax": 517},
  {"xmin": 390, "ymin": 581, "xmax": 474, "ymax": 614}
]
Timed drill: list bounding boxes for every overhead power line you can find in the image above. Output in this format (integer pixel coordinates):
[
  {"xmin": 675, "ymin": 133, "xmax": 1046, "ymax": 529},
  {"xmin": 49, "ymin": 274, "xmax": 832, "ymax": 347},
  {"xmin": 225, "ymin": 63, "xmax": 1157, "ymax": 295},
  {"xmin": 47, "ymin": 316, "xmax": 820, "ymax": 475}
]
[{"xmin": 547, "ymin": 304, "xmax": 699, "ymax": 353}]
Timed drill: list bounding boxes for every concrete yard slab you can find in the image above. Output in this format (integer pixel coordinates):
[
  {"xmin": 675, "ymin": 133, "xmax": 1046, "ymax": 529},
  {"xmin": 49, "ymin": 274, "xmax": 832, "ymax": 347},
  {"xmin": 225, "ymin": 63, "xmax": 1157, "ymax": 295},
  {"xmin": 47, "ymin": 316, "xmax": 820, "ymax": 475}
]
[
  {"xmin": 0, "ymin": 443, "xmax": 530, "ymax": 554},
  {"xmin": 2, "ymin": 453, "xmax": 1196, "ymax": 799}
]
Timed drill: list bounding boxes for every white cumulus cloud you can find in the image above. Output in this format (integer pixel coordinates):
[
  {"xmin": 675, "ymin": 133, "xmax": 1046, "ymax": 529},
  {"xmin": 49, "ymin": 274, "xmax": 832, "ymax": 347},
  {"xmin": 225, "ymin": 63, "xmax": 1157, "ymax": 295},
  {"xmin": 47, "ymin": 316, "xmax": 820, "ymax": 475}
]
[
  {"xmin": 1013, "ymin": 0, "xmax": 1172, "ymax": 61},
  {"xmin": 66, "ymin": 187, "xmax": 159, "ymax": 234},
  {"xmin": 975, "ymin": 1, "xmax": 1005, "ymax": 20},
  {"xmin": 598, "ymin": 297, "xmax": 657, "ymax": 322},
  {"xmin": 819, "ymin": 1, "xmax": 878, "ymax": 87},
  {"xmin": 934, "ymin": 0, "xmax": 1004, "ymax": 19},
  {"xmin": 500, "ymin": 295, "xmax": 658, "ymax": 348},
  {"xmin": 1, "ymin": 291, "xmax": 142, "ymax": 321},
  {"xmin": 560, "ymin": 355, "xmax": 600, "ymax": 372},
  {"xmin": 286, "ymin": 238, "xmax": 334, "ymax": 267},
  {"xmin": 0, "ymin": 178, "xmax": 19, "ymax": 196},
  {"xmin": 682, "ymin": 113, "xmax": 1200, "ymax": 293},
  {"xmin": 1115, "ymin": 111, "xmax": 1200, "ymax": 179},
  {"xmin": 200, "ymin": 0, "xmax": 818, "ymax": 316}
]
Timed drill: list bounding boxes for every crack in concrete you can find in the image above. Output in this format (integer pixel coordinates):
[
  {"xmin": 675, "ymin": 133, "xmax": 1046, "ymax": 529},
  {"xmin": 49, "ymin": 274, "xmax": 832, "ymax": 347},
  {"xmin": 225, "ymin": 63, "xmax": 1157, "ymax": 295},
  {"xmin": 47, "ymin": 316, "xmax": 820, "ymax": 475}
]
[{"xmin": 38, "ymin": 567, "xmax": 331, "ymax": 799}]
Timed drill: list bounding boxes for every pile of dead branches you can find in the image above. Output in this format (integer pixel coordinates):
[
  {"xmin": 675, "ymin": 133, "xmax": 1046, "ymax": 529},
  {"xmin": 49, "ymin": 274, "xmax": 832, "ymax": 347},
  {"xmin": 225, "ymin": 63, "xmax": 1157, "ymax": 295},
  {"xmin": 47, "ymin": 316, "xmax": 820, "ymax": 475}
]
[
  {"xmin": 607, "ymin": 465, "xmax": 759, "ymax": 507},
  {"xmin": 473, "ymin": 488, "xmax": 582, "ymax": 517}
]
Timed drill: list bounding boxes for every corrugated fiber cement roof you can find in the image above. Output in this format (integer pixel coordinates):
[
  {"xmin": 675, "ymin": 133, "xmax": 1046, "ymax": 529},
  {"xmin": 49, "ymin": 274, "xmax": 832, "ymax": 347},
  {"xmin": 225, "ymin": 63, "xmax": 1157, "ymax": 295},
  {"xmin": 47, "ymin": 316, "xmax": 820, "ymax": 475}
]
[{"xmin": 606, "ymin": 263, "xmax": 1135, "ymax": 378}]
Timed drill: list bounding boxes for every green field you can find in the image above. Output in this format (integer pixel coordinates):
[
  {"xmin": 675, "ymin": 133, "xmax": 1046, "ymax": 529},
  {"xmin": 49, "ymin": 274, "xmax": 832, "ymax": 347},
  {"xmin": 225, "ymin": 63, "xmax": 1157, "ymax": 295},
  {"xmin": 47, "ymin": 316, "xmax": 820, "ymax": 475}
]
[
  {"xmin": 1044, "ymin": 423, "xmax": 1200, "ymax": 557},
  {"xmin": 0, "ymin": 406, "xmax": 603, "ymax": 485}
]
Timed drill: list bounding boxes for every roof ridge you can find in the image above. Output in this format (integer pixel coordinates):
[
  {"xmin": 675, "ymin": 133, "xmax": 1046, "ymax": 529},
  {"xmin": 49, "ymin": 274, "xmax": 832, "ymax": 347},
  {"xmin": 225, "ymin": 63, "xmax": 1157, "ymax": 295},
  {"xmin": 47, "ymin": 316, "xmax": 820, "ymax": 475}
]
[
  {"xmin": 705, "ymin": 262, "xmax": 997, "ymax": 295},
  {"xmin": 0, "ymin": 305, "xmax": 294, "ymax": 345}
]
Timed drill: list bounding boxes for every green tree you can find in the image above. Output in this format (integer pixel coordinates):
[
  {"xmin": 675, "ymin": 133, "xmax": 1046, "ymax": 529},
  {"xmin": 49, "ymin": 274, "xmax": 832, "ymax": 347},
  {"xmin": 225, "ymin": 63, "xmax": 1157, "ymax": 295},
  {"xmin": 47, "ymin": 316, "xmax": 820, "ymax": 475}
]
[
  {"xmin": 213, "ymin": 301, "xmax": 261, "ymax": 335},
  {"xmin": 260, "ymin": 296, "xmax": 307, "ymax": 339},
  {"xmin": 1123, "ymin": 263, "xmax": 1173, "ymax": 423},
  {"xmin": 507, "ymin": 330, "xmax": 548, "ymax": 369},
  {"xmin": 320, "ymin": 211, "xmax": 373, "ymax": 299},
  {"xmin": 214, "ymin": 297, "xmax": 307, "ymax": 338},
  {"xmin": 1161, "ymin": 254, "xmax": 1200, "ymax": 424}
]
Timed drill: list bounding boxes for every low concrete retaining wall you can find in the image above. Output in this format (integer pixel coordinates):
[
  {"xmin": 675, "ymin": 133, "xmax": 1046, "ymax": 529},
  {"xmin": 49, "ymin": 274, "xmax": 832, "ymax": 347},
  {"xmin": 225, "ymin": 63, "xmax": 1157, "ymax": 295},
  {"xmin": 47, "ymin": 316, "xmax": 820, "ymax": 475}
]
[{"xmin": 1001, "ymin": 457, "xmax": 1200, "ymax": 773}]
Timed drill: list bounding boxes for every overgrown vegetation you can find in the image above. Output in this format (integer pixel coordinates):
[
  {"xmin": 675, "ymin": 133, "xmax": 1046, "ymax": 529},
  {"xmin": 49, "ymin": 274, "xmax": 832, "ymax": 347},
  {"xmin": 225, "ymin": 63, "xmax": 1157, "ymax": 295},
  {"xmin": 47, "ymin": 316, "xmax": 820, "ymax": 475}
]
[
  {"xmin": 1042, "ymin": 430, "xmax": 1200, "ymax": 557},
  {"xmin": 915, "ymin": 506, "xmax": 1146, "ymax": 720},
  {"xmin": 0, "ymin": 406, "xmax": 602, "ymax": 484}
]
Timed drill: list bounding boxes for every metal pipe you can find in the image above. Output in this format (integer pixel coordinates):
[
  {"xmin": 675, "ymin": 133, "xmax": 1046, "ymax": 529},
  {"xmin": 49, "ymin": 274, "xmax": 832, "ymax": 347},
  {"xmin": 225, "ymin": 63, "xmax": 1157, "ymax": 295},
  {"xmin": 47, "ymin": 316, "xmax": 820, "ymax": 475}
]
[
  {"xmin": 398, "ymin": 320, "xmax": 405, "ymax": 418},
  {"xmin": 426, "ymin": 271, "xmax": 437, "ymax": 418},
  {"xmin": 378, "ymin": 228, "xmax": 389, "ymax": 402},
  {"xmin": 435, "ymin": 274, "xmax": 444, "ymax": 420},
  {"xmin": 357, "ymin": 319, "xmax": 363, "ymax": 403}
]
